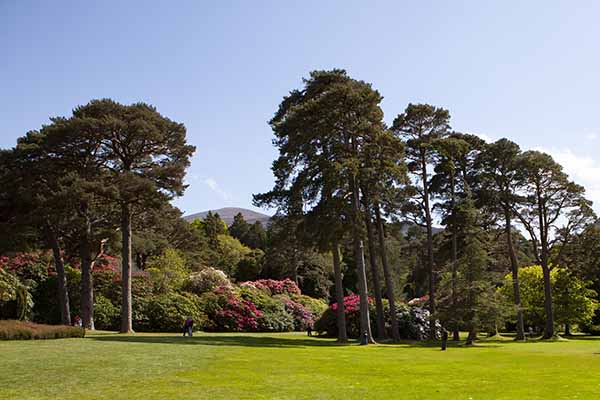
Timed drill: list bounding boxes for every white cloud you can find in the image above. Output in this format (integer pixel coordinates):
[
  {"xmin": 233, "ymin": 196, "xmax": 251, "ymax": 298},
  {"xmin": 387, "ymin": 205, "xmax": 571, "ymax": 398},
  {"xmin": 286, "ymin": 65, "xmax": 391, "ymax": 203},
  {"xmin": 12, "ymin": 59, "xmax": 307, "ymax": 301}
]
[
  {"xmin": 586, "ymin": 132, "xmax": 598, "ymax": 140},
  {"xmin": 536, "ymin": 148, "xmax": 600, "ymax": 213},
  {"xmin": 203, "ymin": 178, "xmax": 232, "ymax": 201}
]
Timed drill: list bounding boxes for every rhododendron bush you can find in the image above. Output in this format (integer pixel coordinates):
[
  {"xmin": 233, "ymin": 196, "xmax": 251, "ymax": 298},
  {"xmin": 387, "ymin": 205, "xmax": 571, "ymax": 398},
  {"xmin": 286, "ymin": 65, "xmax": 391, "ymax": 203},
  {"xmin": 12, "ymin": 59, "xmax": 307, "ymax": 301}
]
[
  {"xmin": 0, "ymin": 251, "xmax": 327, "ymax": 333},
  {"xmin": 241, "ymin": 278, "xmax": 301, "ymax": 296},
  {"xmin": 198, "ymin": 281, "xmax": 326, "ymax": 332},
  {"xmin": 314, "ymin": 295, "xmax": 438, "ymax": 339}
]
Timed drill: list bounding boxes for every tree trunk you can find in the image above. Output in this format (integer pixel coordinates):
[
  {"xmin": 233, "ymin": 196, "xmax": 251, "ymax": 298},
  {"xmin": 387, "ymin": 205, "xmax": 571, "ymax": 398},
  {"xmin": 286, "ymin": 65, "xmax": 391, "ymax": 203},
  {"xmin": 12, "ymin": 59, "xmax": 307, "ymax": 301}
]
[
  {"xmin": 565, "ymin": 323, "xmax": 571, "ymax": 336},
  {"xmin": 80, "ymin": 213, "xmax": 95, "ymax": 330},
  {"xmin": 536, "ymin": 187, "xmax": 554, "ymax": 339},
  {"xmin": 375, "ymin": 206, "xmax": 400, "ymax": 342},
  {"xmin": 450, "ymin": 172, "xmax": 460, "ymax": 341},
  {"xmin": 421, "ymin": 151, "xmax": 436, "ymax": 337},
  {"xmin": 361, "ymin": 192, "xmax": 386, "ymax": 340},
  {"xmin": 465, "ymin": 327, "xmax": 477, "ymax": 346},
  {"xmin": 541, "ymin": 261, "xmax": 555, "ymax": 339},
  {"xmin": 46, "ymin": 226, "xmax": 71, "ymax": 326},
  {"xmin": 350, "ymin": 175, "xmax": 374, "ymax": 344},
  {"xmin": 331, "ymin": 239, "xmax": 348, "ymax": 343},
  {"xmin": 505, "ymin": 210, "xmax": 525, "ymax": 340},
  {"xmin": 120, "ymin": 203, "xmax": 134, "ymax": 333}
]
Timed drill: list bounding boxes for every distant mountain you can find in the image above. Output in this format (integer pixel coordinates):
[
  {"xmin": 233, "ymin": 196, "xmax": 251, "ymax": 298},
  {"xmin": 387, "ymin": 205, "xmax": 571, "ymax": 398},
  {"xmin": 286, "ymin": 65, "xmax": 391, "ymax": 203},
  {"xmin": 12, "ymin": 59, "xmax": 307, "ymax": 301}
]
[{"xmin": 183, "ymin": 207, "xmax": 272, "ymax": 226}]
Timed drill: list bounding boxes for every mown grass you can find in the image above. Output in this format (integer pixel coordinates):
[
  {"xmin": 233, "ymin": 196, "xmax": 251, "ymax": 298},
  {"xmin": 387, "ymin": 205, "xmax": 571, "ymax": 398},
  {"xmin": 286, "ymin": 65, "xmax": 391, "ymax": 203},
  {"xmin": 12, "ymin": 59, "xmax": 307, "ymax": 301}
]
[{"xmin": 1, "ymin": 331, "xmax": 600, "ymax": 399}]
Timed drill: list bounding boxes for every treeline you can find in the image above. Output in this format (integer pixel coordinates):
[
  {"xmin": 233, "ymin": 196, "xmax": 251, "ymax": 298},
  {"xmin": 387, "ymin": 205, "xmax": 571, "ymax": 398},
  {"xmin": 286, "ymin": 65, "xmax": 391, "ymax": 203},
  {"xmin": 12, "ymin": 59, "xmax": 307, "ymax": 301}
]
[
  {"xmin": 1, "ymin": 71, "xmax": 599, "ymax": 343},
  {"xmin": 255, "ymin": 69, "xmax": 598, "ymax": 343}
]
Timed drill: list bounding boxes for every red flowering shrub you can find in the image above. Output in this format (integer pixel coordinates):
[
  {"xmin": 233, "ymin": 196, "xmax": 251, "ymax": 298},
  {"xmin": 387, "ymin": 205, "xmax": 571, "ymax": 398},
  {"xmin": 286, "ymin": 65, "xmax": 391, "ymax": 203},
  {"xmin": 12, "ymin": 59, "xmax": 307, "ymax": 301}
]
[
  {"xmin": 199, "ymin": 287, "xmax": 262, "ymax": 332},
  {"xmin": 0, "ymin": 252, "xmax": 53, "ymax": 283}
]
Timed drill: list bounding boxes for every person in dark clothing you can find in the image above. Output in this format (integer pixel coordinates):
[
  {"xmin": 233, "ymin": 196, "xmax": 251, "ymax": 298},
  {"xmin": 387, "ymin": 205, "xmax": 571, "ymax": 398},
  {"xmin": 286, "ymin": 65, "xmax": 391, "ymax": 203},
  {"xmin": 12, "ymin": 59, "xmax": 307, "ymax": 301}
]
[{"xmin": 183, "ymin": 317, "xmax": 194, "ymax": 337}]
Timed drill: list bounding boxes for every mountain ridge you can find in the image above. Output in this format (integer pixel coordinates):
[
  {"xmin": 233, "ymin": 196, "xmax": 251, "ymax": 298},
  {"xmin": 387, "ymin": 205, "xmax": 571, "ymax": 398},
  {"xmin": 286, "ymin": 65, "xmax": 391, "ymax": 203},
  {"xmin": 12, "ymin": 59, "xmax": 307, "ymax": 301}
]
[{"xmin": 183, "ymin": 207, "xmax": 272, "ymax": 226}]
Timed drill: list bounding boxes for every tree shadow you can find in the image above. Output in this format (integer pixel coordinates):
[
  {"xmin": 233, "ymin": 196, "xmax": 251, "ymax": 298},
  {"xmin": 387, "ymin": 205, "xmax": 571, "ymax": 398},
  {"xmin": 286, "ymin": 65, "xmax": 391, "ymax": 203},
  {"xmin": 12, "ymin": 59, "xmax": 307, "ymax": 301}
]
[
  {"xmin": 88, "ymin": 334, "xmax": 501, "ymax": 349},
  {"xmin": 89, "ymin": 334, "xmax": 350, "ymax": 348}
]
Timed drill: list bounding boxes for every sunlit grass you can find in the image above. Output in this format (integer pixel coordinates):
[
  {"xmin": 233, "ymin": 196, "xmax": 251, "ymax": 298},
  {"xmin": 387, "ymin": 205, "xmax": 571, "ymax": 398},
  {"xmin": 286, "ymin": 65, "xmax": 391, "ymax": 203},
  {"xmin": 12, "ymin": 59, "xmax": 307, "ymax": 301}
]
[{"xmin": 2, "ymin": 331, "xmax": 600, "ymax": 399}]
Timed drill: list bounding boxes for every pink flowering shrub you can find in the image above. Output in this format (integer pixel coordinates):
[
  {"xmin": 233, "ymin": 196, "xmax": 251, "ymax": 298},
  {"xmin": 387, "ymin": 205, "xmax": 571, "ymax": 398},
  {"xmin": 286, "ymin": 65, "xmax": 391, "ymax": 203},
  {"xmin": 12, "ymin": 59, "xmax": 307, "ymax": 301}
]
[
  {"xmin": 197, "ymin": 280, "xmax": 326, "ymax": 332},
  {"xmin": 279, "ymin": 296, "xmax": 313, "ymax": 330},
  {"xmin": 315, "ymin": 294, "xmax": 373, "ymax": 338},
  {"xmin": 242, "ymin": 278, "xmax": 301, "ymax": 296},
  {"xmin": 199, "ymin": 286, "xmax": 262, "ymax": 332},
  {"xmin": 331, "ymin": 294, "xmax": 368, "ymax": 313}
]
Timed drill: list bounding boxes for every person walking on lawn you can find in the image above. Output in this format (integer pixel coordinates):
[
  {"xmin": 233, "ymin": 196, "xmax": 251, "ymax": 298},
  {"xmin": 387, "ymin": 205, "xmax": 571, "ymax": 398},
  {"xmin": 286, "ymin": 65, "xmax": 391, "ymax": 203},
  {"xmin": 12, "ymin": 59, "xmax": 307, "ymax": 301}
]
[{"xmin": 183, "ymin": 317, "xmax": 194, "ymax": 337}]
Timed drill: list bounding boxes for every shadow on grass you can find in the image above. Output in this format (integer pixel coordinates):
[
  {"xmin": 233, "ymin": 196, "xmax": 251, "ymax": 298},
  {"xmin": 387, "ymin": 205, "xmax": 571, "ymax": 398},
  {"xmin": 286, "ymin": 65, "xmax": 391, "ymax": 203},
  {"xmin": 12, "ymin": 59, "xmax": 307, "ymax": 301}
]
[{"xmin": 88, "ymin": 334, "xmax": 501, "ymax": 349}]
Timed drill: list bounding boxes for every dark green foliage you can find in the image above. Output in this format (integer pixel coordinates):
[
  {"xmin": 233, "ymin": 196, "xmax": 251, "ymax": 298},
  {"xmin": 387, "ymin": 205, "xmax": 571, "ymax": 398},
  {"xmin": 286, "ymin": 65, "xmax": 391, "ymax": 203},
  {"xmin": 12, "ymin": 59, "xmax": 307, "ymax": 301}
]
[{"xmin": 234, "ymin": 249, "xmax": 264, "ymax": 282}]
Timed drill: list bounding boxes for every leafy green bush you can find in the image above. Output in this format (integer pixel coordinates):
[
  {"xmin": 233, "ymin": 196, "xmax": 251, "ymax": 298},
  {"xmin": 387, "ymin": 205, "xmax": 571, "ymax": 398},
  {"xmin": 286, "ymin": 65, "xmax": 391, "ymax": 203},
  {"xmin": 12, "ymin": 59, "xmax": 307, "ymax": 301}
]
[
  {"xmin": 290, "ymin": 294, "xmax": 328, "ymax": 319},
  {"xmin": 135, "ymin": 292, "xmax": 206, "ymax": 332},
  {"xmin": 0, "ymin": 268, "xmax": 33, "ymax": 321},
  {"xmin": 94, "ymin": 295, "xmax": 120, "ymax": 331},
  {"xmin": 0, "ymin": 320, "xmax": 85, "ymax": 340},
  {"xmin": 146, "ymin": 248, "xmax": 190, "ymax": 293}
]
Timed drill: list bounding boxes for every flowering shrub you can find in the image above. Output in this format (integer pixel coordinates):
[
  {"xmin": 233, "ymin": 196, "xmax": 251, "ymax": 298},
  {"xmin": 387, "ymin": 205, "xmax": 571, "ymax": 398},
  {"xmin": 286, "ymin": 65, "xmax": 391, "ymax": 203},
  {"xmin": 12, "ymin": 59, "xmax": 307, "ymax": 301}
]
[
  {"xmin": 315, "ymin": 296, "xmax": 440, "ymax": 339},
  {"xmin": 277, "ymin": 296, "xmax": 313, "ymax": 330},
  {"xmin": 199, "ymin": 287, "xmax": 262, "ymax": 332},
  {"xmin": 0, "ymin": 252, "xmax": 53, "ymax": 283},
  {"xmin": 331, "ymin": 294, "xmax": 367, "ymax": 313},
  {"xmin": 184, "ymin": 267, "xmax": 232, "ymax": 295},
  {"xmin": 214, "ymin": 289, "xmax": 263, "ymax": 332},
  {"xmin": 241, "ymin": 278, "xmax": 301, "ymax": 296},
  {"xmin": 197, "ymin": 281, "xmax": 326, "ymax": 332}
]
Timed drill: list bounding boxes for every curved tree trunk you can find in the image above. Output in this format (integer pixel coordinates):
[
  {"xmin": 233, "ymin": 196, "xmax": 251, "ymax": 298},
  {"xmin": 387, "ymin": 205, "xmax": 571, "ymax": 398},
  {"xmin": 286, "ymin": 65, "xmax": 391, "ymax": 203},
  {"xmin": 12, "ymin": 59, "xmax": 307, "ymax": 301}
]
[
  {"xmin": 361, "ymin": 192, "xmax": 386, "ymax": 340},
  {"xmin": 46, "ymin": 225, "xmax": 71, "ymax": 326},
  {"xmin": 80, "ymin": 212, "xmax": 95, "ymax": 330},
  {"xmin": 120, "ymin": 203, "xmax": 134, "ymax": 333},
  {"xmin": 505, "ymin": 210, "xmax": 525, "ymax": 340},
  {"xmin": 375, "ymin": 206, "xmax": 400, "ymax": 342},
  {"xmin": 331, "ymin": 239, "xmax": 348, "ymax": 343}
]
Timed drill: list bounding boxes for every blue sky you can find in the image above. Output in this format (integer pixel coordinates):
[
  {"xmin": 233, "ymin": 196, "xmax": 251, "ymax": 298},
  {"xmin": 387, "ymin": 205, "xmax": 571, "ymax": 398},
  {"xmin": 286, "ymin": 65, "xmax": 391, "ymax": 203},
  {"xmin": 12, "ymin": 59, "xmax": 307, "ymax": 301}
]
[{"xmin": 1, "ymin": 1, "xmax": 599, "ymax": 215}]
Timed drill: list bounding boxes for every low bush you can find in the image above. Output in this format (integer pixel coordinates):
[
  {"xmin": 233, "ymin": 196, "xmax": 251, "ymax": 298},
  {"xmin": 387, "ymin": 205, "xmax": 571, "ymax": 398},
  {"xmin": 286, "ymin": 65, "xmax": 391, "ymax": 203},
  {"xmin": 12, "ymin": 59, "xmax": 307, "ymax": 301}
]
[{"xmin": 0, "ymin": 320, "xmax": 85, "ymax": 340}]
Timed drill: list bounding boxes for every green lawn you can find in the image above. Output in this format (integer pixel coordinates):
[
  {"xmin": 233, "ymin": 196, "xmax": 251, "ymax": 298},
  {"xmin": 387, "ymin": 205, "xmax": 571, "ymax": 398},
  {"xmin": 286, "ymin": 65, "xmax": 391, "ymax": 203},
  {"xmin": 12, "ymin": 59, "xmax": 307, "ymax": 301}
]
[{"xmin": 2, "ymin": 332, "xmax": 600, "ymax": 399}]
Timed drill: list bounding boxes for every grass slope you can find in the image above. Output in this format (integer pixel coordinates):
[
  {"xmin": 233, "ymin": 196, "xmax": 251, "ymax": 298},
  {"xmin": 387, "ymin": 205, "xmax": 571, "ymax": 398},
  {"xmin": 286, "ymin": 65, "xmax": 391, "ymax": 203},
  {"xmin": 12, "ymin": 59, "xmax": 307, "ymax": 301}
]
[{"xmin": 1, "ymin": 332, "xmax": 600, "ymax": 399}]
